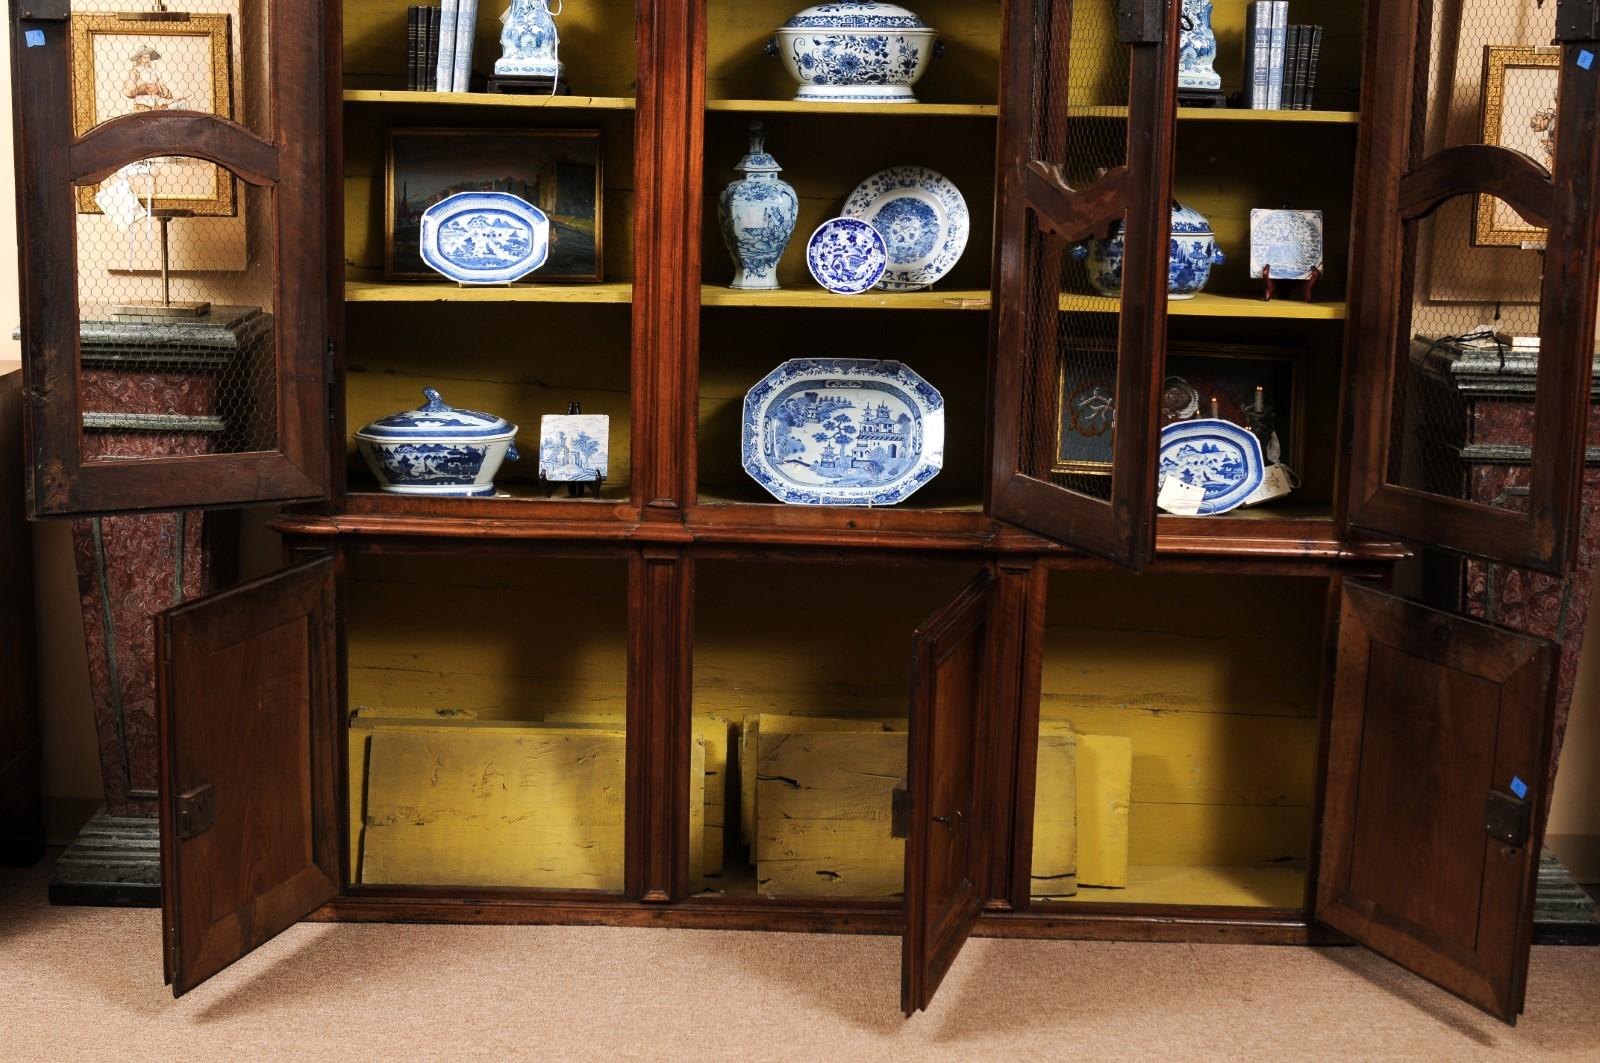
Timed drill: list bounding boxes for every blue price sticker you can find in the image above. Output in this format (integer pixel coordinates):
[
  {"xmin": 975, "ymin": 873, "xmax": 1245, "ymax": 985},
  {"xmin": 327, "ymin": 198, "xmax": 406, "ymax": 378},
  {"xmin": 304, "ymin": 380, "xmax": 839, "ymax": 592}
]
[
  {"xmin": 24, "ymin": 29, "xmax": 45, "ymax": 47},
  {"xmin": 1579, "ymin": 49, "xmax": 1595, "ymax": 71},
  {"xmin": 1511, "ymin": 775, "xmax": 1529, "ymax": 800}
]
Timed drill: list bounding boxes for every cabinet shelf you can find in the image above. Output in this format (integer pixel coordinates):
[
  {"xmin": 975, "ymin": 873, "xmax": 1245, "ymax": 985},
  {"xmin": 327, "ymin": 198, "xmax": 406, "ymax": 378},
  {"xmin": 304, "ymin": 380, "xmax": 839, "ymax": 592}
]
[
  {"xmin": 701, "ymin": 286, "xmax": 992, "ymax": 311},
  {"xmin": 345, "ymin": 279, "xmax": 635, "ymax": 304},
  {"xmin": 1061, "ymin": 292, "xmax": 1347, "ymax": 320},
  {"xmin": 343, "ymin": 88, "xmax": 637, "ymax": 111},
  {"xmin": 1070, "ymin": 105, "xmax": 1359, "ymax": 125},
  {"xmin": 706, "ymin": 98, "xmax": 998, "ymax": 118}
]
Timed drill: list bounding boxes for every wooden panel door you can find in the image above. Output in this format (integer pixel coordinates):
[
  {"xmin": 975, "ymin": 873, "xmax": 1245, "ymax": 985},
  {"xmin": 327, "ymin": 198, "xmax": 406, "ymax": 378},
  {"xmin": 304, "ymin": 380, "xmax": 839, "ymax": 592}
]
[
  {"xmin": 1318, "ymin": 581, "xmax": 1556, "ymax": 1022},
  {"xmin": 158, "ymin": 557, "xmax": 339, "ymax": 995},
  {"xmin": 902, "ymin": 572, "xmax": 994, "ymax": 1015},
  {"xmin": 988, "ymin": 0, "xmax": 1179, "ymax": 568},
  {"xmin": 10, "ymin": 0, "xmax": 333, "ymax": 516},
  {"xmin": 1342, "ymin": 1, "xmax": 1600, "ymax": 573}
]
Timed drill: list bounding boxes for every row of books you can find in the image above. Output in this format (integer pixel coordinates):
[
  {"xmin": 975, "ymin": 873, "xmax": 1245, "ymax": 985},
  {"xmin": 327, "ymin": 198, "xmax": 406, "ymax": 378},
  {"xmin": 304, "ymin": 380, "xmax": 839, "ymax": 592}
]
[
  {"xmin": 1242, "ymin": 2, "xmax": 1322, "ymax": 110},
  {"xmin": 405, "ymin": 0, "xmax": 481, "ymax": 93}
]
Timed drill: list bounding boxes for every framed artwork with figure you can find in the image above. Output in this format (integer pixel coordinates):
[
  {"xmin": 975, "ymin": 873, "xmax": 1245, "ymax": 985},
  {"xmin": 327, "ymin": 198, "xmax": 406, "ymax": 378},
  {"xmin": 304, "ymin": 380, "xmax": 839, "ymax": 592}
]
[{"xmin": 1476, "ymin": 45, "xmax": 1560, "ymax": 247}]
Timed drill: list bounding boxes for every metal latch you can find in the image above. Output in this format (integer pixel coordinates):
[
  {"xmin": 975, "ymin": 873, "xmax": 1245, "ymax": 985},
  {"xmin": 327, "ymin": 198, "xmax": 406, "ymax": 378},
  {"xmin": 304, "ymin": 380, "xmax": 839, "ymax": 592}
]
[
  {"xmin": 176, "ymin": 783, "xmax": 217, "ymax": 841},
  {"xmin": 1485, "ymin": 789, "xmax": 1532, "ymax": 848},
  {"xmin": 1558, "ymin": 0, "xmax": 1600, "ymax": 43},
  {"xmin": 17, "ymin": 0, "xmax": 69, "ymax": 20},
  {"xmin": 1116, "ymin": 0, "xmax": 1167, "ymax": 44}
]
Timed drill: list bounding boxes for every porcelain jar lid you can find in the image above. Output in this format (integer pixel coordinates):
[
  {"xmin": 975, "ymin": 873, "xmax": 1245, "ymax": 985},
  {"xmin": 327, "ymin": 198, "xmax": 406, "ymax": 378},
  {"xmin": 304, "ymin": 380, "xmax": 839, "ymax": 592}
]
[
  {"xmin": 733, "ymin": 121, "xmax": 784, "ymax": 175},
  {"xmin": 355, "ymin": 388, "xmax": 517, "ymax": 442},
  {"xmin": 782, "ymin": 3, "xmax": 930, "ymax": 30}
]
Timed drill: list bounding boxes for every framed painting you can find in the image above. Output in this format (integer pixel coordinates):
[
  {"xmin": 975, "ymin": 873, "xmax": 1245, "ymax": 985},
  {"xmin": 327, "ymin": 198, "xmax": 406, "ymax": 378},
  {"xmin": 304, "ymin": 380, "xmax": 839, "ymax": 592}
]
[
  {"xmin": 385, "ymin": 128, "xmax": 604, "ymax": 282},
  {"xmin": 1054, "ymin": 342, "xmax": 1305, "ymax": 475},
  {"xmin": 70, "ymin": 13, "xmax": 235, "ymax": 216},
  {"xmin": 1475, "ymin": 45, "xmax": 1560, "ymax": 247}
]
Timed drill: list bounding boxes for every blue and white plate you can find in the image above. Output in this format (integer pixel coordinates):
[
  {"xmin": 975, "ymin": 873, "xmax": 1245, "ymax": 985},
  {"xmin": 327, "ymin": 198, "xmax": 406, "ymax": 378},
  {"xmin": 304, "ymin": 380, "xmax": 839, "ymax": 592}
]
[
  {"xmin": 742, "ymin": 357, "xmax": 944, "ymax": 506},
  {"xmin": 1157, "ymin": 418, "xmax": 1265, "ymax": 515},
  {"xmin": 806, "ymin": 217, "xmax": 889, "ymax": 294},
  {"xmin": 419, "ymin": 191, "xmax": 551, "ymax": 285},
  {"xmin": 1249, "ymin": 208, "xmax": 1324, "ymax": 281},
  {"xmin": 843, "ymin": 166, "xmax": 969, "ymax": 290}
]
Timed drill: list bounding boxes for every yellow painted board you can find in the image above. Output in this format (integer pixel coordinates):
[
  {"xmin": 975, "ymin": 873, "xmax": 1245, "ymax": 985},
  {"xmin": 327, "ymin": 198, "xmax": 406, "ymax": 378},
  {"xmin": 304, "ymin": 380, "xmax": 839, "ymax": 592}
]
[
  {"xmin": 1030, "ymin": 726, "xmax": 1079, "ymax": 900},
  {"xmin": 738, "ymin": 715, "xmax": 759, "ymax": 848},
  {"xmin": 1057, "ymin": 864, "xmax": 1307, "ymax": 909},
  {"xmin": 739, "ymin": 714, "xmax": 907, "ymax": 852},
  {"xmin": 706, "ymin": 99, "xmax": 997, "ymax": 118},
  {"xmin": 1070, "ymin": 104, "xmax": 1359, "ymax": 124},
  {"xmin": 1077, "ymin": 733, "xmax": 1132, "ymax": 888},
  {"xmin": 755, "ymin": 724, "xmax": 906, "ymax": 898},
  {"xmin": 345, "ymin": 279, "xmax": 636, "ymax": 304},
  {"xmin": 701, "ymin": 286, "xmax": 992, "ymax": 311},
  {"xmin": 1060, "ymin": 292, "xmax": 1348, "ymax": 320},
  {"xmin": 361, "ymin": 725, "xmax": 628, "ymax": 890},
  {"xmin": 1128, "ymin": 802, "xmax": 1311, "ymax": 868},
  {"xmin": 344, "ymin": 89, "xmax": 637, "ymax": 110}
]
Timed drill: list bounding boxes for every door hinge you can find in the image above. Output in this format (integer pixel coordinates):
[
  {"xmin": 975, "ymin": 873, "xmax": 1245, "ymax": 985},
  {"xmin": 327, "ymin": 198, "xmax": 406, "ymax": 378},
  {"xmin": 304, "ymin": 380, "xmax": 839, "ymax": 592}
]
[
  {"xmin": 176, "ymin": 783, "xmax": 217, "ymax": 841},
  {"xmin": 1557, "ymin": 0, "xmax": 1600, "ymax": 44},
  {"xmin": 18, "ymin": 0, "xmax": 70, "ymax": 21},
  {"xmin": 325, "ymin": 338, "xmax": 337, "ymax": 424},
  {"xmin": 1485, "ymin": 788, "xmax": 1532, "ymax": 848},
  {"xmin": 1116, "ymin": 0, "xmax": 1167, "ymax": 44}
]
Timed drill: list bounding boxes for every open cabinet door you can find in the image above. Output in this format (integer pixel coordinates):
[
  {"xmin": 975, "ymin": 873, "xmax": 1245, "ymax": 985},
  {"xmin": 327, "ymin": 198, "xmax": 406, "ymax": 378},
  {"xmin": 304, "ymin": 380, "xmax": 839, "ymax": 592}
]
[
  {"xmin": 10, "ymin": 0, "xmax": 333, "ymax": 516},
  {"xmin": 158, "ymin": 556, "xmax": 339, "ymax": 995},
  {"xmin": 1341, "ymin": 0, "xmax": 1600, "ymax": 573},
  {"xmin": 1317, "ymin": 581, "xmax": 1556, "ymax": 1023},
  {"xmin": 902, "ymin": 572, "xmax": 994, "ymax": 1016},
  {"xmin": 987, "ymin": 0, "xmax": 1178, "ymax": 568}
]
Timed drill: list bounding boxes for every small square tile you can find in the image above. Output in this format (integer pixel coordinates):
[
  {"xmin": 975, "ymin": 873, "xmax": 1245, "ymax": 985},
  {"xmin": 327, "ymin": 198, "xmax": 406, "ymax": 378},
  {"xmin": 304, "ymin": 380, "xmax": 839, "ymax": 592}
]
[{"xmin": 538, "ymin": 413, "xmax": 610, "ymax": 482}]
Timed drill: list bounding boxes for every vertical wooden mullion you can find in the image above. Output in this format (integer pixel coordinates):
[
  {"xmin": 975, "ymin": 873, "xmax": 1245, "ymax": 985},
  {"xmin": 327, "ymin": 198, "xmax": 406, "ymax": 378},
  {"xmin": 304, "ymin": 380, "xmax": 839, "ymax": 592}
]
[
  {"xmin": 982, "ymin": 557, "xmax": 1035, "ymax": 908},
  {"xmin": 1005, "ymin": 560, "xmax": 1049, "ymax": 910},
  {"xmin": 626, "ymin": 547, "xmax": 692, "ymax": 902}
]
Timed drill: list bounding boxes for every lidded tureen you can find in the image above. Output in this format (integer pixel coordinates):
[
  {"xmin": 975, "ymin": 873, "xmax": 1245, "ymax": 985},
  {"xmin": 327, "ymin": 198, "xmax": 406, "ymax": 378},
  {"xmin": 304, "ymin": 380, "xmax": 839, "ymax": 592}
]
[
  {"xmin": 770, "ymin": 3, "xmax": 940, "ymax": 103},
  {"xmin": 354, "ymin": 388, "xmax": 520, "ymax": 497}
]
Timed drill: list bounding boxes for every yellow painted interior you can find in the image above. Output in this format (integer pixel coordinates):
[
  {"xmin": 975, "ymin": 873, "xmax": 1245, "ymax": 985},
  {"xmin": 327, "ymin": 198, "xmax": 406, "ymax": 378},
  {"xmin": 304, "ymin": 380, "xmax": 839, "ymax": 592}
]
[{"xmin": 1034, "ymin": 570, "xmax": 1326, "ymax": 909}]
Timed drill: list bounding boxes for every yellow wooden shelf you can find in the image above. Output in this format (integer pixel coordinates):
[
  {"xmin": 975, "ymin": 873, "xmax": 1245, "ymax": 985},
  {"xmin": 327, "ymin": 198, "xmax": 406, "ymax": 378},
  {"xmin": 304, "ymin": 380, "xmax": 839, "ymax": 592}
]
[
  {"xmin": 1041, "ymin": 864, "xmax": 1308, "ymax": 908},
  {"xmin": 343, "ymin": 88, "xmax": 637, "ymax": 110},
  {"xmin": 702, "ymin": 286, "xmax": 991, "ymax": 311},
  {"xmin": 707, "ymin": 98, "xmax": 997, "ymax": 118},
  {"xmin": 1061, "ymin": 291, "xmax": 1347, "ymax": 320},
  {"xmin": 345, "ymin": 279, "xmax": 634, "ymax": 303},
  {"xmin": 1070, "ymin": 104, "xmax": 1359, "ymax": 124}
]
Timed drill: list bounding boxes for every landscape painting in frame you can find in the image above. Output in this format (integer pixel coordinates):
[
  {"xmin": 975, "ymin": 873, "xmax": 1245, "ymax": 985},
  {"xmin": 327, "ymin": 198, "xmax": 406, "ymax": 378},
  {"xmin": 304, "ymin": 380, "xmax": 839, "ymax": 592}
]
[
  {"xmin": 1055, "ymin": 343, "xmax": 1304, "ymax": 476},
  {"xmin": 387, "ymin": 128, "xmax": 603, "ymax": 281},
  {"xmin": 70, "ymin": 12, "xmax": 235, "ymax": 216},
  {"xmin": 1475, "ymin": 45, "xmax": 1559, "ymax": 247}
]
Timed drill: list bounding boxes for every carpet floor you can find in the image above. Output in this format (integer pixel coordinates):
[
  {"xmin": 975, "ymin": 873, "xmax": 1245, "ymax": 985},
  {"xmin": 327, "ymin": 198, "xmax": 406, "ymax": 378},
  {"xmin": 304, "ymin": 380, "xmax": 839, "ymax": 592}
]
[{"xmin": 3, "ymin": 858, "xmax": 1599, "ymax": 1062}]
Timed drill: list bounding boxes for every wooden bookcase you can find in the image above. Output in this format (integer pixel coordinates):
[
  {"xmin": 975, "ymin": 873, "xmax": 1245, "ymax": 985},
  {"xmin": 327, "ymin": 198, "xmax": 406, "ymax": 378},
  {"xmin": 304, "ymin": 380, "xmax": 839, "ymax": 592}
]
[{"xmin": 11, "ymin": 0, "xmax": 1600, "ymax": 1023}]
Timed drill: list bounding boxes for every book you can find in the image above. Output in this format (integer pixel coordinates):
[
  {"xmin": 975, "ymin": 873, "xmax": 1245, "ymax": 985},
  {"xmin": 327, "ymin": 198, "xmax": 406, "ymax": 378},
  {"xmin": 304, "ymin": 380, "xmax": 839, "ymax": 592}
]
[
  {"xmin": 1266, "ymin": 1, "xmax": 1288, "ymax": 109},
  {"xmin": 452, "ymin": 0, "xmax": 478, "ymax": 92},
  {"xmin": 423, "ymin": 7, "xmax": 441, "ymax": 92},
  {"xmin": 1303, "ymin": 25, "xmax": 1323, "ymax": 110},
  {"xmin": 1244, "ymin": 3, "xmax": 1270, "ymax": 109},
  {"xmin": 1282, "ymin": 24, "xmax": 1300, "ymax": 109},
  {"xmin": 406, "ymin": 7, "xmax": 418, "ymax": 92},
  {"xmin": 435, "ymin": 0, "xmax": 458, "ymax": 94}
]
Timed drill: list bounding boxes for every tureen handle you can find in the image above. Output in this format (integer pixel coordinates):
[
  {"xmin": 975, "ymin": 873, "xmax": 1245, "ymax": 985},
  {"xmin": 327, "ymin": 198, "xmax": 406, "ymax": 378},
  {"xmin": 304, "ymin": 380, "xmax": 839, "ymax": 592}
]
[
  {"xmin": 506, "ymin": 443, "xmax": 521, "ymax": 462},
  {"xmin": 421, "ymin": 387, "xmax": 448, "ymax": 412},
  {"xmin": 1069, "ymin": 244, "xmax": 1090, "ymax": 260},
  {"xmin": 765, "ymin": 38, "xmax": 779, "ymax": 57},
  {"xmin": 934, "ymin": 40, "xmax": 947, "ymax": 60}
]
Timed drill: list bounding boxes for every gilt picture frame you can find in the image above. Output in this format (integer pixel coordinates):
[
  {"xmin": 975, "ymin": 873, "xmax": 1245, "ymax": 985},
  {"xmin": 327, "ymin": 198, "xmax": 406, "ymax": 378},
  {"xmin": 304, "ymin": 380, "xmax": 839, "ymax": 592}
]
[
  {"xmin": 385, "ymin": 128, "xmax": 604, "ymax": 282},
  {"xmin": 1475, "ymin": 45, "xmax": 1560, "ymax": 248},
  {"xmin": 70, "ymin": 12, "xmax": 235, "ymax": 216}
]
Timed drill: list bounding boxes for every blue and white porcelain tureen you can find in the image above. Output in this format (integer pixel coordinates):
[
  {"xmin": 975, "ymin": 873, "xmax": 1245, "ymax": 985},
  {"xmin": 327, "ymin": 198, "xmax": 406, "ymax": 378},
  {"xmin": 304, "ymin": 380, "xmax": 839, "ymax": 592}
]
[
  {"xmin": 1074, "ymin": 199, "xmax": 1226, "ymax": 300},
  {"xmin": 770, "ymin": 3, "xmax": 940, "ymax": 103},
  {"xmin": 355, "ymin": 388, "xmax": 520, "ymax": 496}
]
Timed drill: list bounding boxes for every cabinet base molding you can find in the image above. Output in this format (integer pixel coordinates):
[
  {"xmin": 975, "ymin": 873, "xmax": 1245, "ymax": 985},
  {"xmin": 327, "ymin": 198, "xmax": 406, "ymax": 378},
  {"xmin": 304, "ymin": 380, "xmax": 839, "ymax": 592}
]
[{"xmin": 48, "ymin": 810, "xmax": 160, "ymax": 908}]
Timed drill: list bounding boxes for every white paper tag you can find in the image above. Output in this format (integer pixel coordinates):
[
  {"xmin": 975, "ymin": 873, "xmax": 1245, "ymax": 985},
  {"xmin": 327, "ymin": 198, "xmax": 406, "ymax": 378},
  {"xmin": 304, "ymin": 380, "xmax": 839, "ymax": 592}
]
[
  {"xmin": 1241, "ymin": 464, "xmax": 1296, "ymax": 507},
  {"xmin": 1156, "ymin": 475, "xmax": 1208, "ymax": 515},
  {"xmin": 95, "ymin": 173, "xmax": 146, "ymax": 231}
]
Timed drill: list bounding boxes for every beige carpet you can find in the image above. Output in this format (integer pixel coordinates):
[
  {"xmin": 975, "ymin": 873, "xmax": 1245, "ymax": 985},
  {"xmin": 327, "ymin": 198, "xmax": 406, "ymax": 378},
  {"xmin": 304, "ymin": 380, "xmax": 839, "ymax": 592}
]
[{"xmin": 3, "ymin": 859, "xmax": 1600, "ymax": 1062}]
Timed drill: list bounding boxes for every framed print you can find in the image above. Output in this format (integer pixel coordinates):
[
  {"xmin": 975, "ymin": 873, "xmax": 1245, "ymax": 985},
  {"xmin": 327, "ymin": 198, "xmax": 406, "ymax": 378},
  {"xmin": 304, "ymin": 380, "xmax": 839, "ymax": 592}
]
[
  {"xmin": 1054, "ymin": 342, "xmax": 1305, "ymax": 476},
  {"xmin": 385, "ymin": 128, "xmax": 604, "ymax": 282},
  {"xmin": 1475, "ymin": 45, "xmax": 1559, "ymax": 247},
  {"xmin": 70, "ymin": 13, "xmax": 235, "ymax": 216}
]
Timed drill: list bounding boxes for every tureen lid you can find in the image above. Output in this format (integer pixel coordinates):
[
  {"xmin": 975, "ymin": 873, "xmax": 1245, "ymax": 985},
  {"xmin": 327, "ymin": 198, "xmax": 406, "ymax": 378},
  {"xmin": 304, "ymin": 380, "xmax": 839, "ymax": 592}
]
[
  {"xmin": 733, "ymin": 121, "xmax": 783, "ymax": 174},
  {"xmin": 782, "ymin": 3, "xmax": 929, "ymax": 30},
  {"xmin": 356, "ymin": 388, "xmax": 516, "ymax": 441}
]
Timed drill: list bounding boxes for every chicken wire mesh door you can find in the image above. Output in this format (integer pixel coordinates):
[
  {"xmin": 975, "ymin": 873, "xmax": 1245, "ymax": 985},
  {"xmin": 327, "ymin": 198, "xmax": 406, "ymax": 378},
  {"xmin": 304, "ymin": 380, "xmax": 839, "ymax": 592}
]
[
  {"xmin": 11, "ymin": 0, "xmax": 331, "ymax": 516},
  {"xmin": 1344, "ymin": 0, "xmax": 1600, "ymax": 573},
  {"xmin": 988, "ymin": 0, "xmax": 1179, "ymax": 569}
]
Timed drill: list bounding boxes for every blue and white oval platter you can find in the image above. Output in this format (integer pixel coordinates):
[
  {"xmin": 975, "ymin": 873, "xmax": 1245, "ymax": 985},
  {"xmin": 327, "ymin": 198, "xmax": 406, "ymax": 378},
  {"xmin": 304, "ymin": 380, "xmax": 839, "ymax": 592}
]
[
  {"xmin": 419, "ymin": 191, "xmax": 551, "ymax": 285},
  {"xmin": 1157, "ymin": 418, "xmax": 1264, "ymax": 514},
  {"xmin": 742, "ymin": 357, "xmax": 944, "ymax": 505}
]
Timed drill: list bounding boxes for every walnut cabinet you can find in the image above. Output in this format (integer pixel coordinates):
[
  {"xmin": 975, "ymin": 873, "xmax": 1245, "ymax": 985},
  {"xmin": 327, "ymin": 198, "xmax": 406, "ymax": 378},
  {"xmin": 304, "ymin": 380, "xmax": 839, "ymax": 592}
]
[{"xmin": 10, "ymin": 0, "xmax": 1600, "ymax": 1023}]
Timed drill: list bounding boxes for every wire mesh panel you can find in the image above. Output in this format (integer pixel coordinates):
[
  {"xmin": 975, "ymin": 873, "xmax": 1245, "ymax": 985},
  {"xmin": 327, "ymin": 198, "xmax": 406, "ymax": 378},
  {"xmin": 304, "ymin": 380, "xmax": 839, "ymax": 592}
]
[
  {"xmin": 1344, "ymin": 0, "xmax": 1600, "ymax": 572},
  {"xmin": 13, "ymin": 0, "xmax": 328, "ymax": 515}
]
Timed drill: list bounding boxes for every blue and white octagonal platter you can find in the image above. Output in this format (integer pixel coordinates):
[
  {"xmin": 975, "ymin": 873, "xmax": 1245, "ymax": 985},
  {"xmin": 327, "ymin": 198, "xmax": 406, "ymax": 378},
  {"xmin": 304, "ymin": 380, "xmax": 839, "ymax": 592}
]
[
  {"xmin": 419, "ymin": 191, "xmax": 550, "ymax": 285},
  {"xmin": 1157, "ymin": 418, "xmax": 1264, "ymax": 515},
  {"xmin": 843, "ymin": 166, "xmax": 969, "ymax": 290},
  {"xmin": 806, "ymin": 217, "xmax": 889, "ymax": 294},
  {"xmin": 742, "ymin": 357, "xmax": 944, "ymax": 506}
]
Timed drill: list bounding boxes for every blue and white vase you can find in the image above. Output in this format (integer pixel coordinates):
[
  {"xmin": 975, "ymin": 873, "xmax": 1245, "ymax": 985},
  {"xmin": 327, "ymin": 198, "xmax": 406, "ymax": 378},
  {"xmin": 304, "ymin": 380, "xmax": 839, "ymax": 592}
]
[
  {"xmin": 1176, "ymin": 0, "xmax": 1222, "ymax": 94},
  {"xmin": 1074, "ymin": 200, "xmax": 1225, "ymax": 300},
  {"xmin": 718, "ymin": 122, "xmax": 801, "ymax": 290},
  {"xmin": 496, "ymin": 0, "xmax": 564, "ymax": 79}
]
